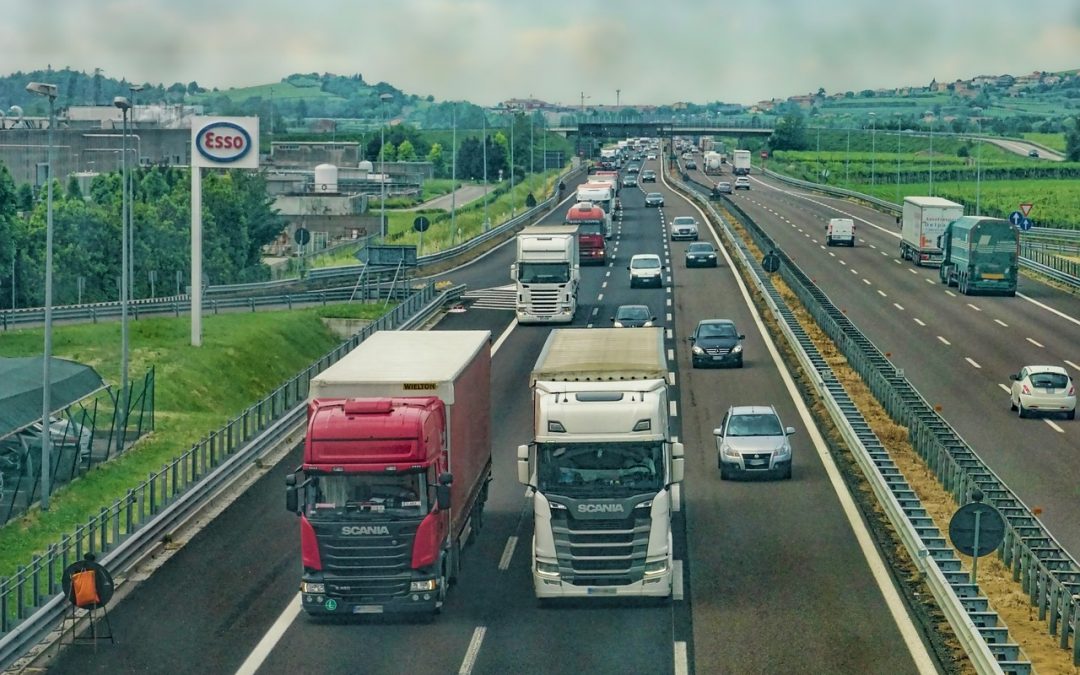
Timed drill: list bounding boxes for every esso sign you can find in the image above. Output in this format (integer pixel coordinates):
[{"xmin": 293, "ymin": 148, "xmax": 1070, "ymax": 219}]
[{"xmin": 195, "ymin": 122, "xmax": 252, "ymax": 163}]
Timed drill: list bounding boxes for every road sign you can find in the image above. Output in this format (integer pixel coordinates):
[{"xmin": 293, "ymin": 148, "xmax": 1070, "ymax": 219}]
[
  {"xmin": 294, "ymin": 227, "xmax": 311, "ymax": 246},
  {"xmin": 762, "ymin": 252, "xmax": 781, "ymax": 273},
  {"xmin": 1020, "ymin": 217, "xmax": 1032, "ymax": 231},
  {"xmin": 413, "ymin": 216, "xmax": 431, "ymax": 233},
  {"xmin": 949, "ymin": 501, "xmax": 1005, "ymax": 558},
  {"xmin": 356, "ymin": 245, "xmax": 418, "ymax": 267},
  {"xmin": 760, "ymin": 152, "xmax": 769, "ymax": 159},
  {"xmin": 1008, "ymin": 211, "xmax": 1024, "ymax": 227},
  {"xmin": 1019, "ymin": 203, "xmax": 1033, "ymax": 217}
]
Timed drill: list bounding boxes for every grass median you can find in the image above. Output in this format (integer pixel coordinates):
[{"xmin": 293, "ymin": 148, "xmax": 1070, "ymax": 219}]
[{"xmin": 0, "ymin": 302, "xmax": 388, "ymax": 580}]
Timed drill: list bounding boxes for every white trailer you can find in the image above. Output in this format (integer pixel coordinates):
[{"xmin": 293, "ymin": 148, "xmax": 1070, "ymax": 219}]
[
  {"xmin": 732, "ymin": 150, "xmax": 751, "ymax": 176},
  {"xmin": 900, "ymin": 196, "xmax": 964, "ymax": 266}
]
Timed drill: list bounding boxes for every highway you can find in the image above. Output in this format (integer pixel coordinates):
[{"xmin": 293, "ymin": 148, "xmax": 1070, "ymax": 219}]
[
  {"xmin": 36, "ymin": 159, "xmax": 935, "ymax": 674},
  {"xmin": 685, "ymin": 161, "xmax": 1080, "ymax": 560}
]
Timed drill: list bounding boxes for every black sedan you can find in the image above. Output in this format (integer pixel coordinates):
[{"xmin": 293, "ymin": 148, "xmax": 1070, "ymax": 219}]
[
  {"xmin": 685, "ymin": 242, "xmax": 719, "ymax": 268},
  {"xmin": 689, "ymin": 319, "xmax": 745, "ymax": 368},
  {"xmin": 644, "ymin": 192, "xmax": 664, "ymax": 207},
  {"xmin": 611, "ymin": 304, "xmax": 657, "ymax": 328}
]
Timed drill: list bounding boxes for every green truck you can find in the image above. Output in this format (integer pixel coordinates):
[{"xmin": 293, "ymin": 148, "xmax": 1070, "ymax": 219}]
[{"xmin": 938, "ymin": 216, "xmax": 1019, "ymax": 296}]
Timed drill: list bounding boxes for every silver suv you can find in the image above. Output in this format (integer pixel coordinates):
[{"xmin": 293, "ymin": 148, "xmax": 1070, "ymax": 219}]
[{"xmin": 714, "ymin": 405, "xmax": 794, "ymax": 480}]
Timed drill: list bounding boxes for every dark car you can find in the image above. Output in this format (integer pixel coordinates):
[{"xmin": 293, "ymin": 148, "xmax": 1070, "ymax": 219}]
[
  {"xmin": 685, "ymin": 160, "xmax": 697, "ymax": 171},
  {"xmin": 712, "ymin": 181, "xmax": 733, "ymax": 197},
  {"xmin": 1028, "ymin": 149, "xmax": 1040, "ymax": 158},
  {"xmin": 689, "ymin": 319, "xmax": 745, "ymax": 368},
  {"xmin": 611, "ymin": 304, "xmax": 657, "ymax": 328},
  {"xmin": 627, "ymin": 164, "xmax": 640, "ymax": 174},
  {"xmin": 644, "ymin": 192, "xmax": 664, "ymax": 207},
  {"xmin": 622, "ymin": 175, "xmax": 638, "ymax": 187},
  {"xmin": 641, "ymin": 170, "xmax": 657, "ymax": 182},
  {"xmin": 685, "ymin": 242, "xmax": 718, "ymax": 267}
]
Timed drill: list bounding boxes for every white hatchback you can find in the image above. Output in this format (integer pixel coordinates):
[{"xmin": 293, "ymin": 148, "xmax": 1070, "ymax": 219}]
[
  {"xmin": 1009, "ymin": 365, "xmax": 1076, "ymax": 419},
  {"xmin": 628, "ymin": 254, "xmax": 664, "ymax": 288}
]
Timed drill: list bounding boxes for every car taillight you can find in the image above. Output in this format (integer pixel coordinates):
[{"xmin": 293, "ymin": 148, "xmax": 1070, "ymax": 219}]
[
  {"xmin": 1069, "ymin": 385, "xmax": 1075, "ymax": 396},
  {"xmin": 1021, "ymin": 384, "xmax": 1031, "ymax": 395}
]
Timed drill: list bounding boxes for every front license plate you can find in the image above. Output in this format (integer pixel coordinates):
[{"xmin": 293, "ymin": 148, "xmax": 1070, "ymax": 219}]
[
  {"xmin": 981, "ymin": 273, "xmax": 1004, "ymax": 280},
  {"xmin": 587, "ymin": 587, "xmax": 617, "ymax": 595},
  {"xmin": 354, "ymin": 605, "xmax": 384, "ymax": 614},
  {"xmin": 746, "ymin": 460, "xmax": 766, "ymax": 467}
]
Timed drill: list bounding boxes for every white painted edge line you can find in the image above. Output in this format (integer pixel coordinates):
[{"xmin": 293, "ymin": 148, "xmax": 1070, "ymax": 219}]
[
  {"xmin": 458, "ymin": 626, "xmax": 487, "ymax": 675},
  {"xmin": 965, "ymin": 357, "xmax": 982, "ymax": 369},
  {"xmin": 673, "ymin": 559, "xmax": 684, "ymax": 601},
  {"xmin": 1045, "ymin": 419, "xmax": 1065, "ymax": 433},
  {"xmin": 234, "ymin": 594, "xmax": 302, "ymax": 675},
  {"xmin": 674, "ymin": 641, "xmax": 689, "ymax": 675},
  {"xmin": 491, "ymin": 319, "xmax": 518, "ymax": 356},
  {"xmin": 498, "ymin": 536, "xmax": 518, "ymax": 571},
  {"xmin": 1066, "ymin": 359, "xmax": 1080, "ymax": 372},
  {"xmin": 1018, "ymin": 292, "xmax": 1080, "ymax": 329}
]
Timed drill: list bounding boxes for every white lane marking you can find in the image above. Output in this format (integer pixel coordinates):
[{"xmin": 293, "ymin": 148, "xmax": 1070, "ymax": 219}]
[
  {"xmin": 1045, "ymin": 420, "xmax": 1065, "ymax": 433},
  {"xmin": 839, "ymin": 259, "xmax": 847, "ymax": 266},
  {"xmin": 869, "ymin": 243, "xmax": 877, "ymax": 249},
  {"xmin": 669, "ymin": 401, "xmax": 678, "ymax": 417},
  {"xmin": 605, "ymin": 270, "xmax": 611, "ymax": 277},
  {"xmin": 994, "ymin": 319, "xmax": 1008, "ymax": 327},
  {"xmin": 945, "ymin": 290, "xmax": 956, "ymax": 297},
  {"xmin": 914, "ymin": 318, "xmax": 926, "ymax": 326},
  {"xmin": 965, "ymin": 357, "xmax": 982, "ymax": 369},
  {"xmin": 877, "ymin": 290, "xmax": 887, "ymax": 297},
  {"xmin": 666, "ymin": 312, "xmax": 673, "ymax": 322},
  {"xmin": 667, "ymin": 348, "xmax": 675, "ymax": 362},
  {"xmin": 591, "ymin": 307, "xmax": 599, "ymax": 316},
  {"xmin": 893, "ymin": 303, "xmax": 905, "ymax": 311},
  {"xmin": 666, "ymin": 287, "xmax": 673, "ymax": 294},
  {"xmin": 909, "ymin": 268, "xmax": 919, "ymax": 275},
  {"xmin": 666, "ymin": 328, "xmax": 673, "ymax": 339},
  {"xmin": 851, "ymin": 269, "xmax": 859, "ymax": 275},
  {"xmin": 966, "ymin": 303, "xmax": 981, "ymax": 312},
  {"xmin": 997, "ymin": 383, "xmax": 1011, "ymax": 393},
  {"xmin": 668, "ymin": 371, "xmax": 676, "ymax": 386},
  {"xmin": 597, "ymin": 293, "xmax": 604, "ymax": 301},
  {"xmin": 828, "ymin": 252, "xmax": 836, "ymax": 257},
  {"xmin": 820, "ymin": 245, "xmax": 826, "ymax": 251},
  {"xmin": 1066, "ymin": 360, "xmax": 1080, "ymax": 372},
  {"xmin": 893, "ymin": 258, "xmax": 901, "ymax": 263},
  {"xmin": 924, "ymin": 278, "xmax": 935, "ymax": 284},
  {"xmin": 234, "ymin": 595, "xmax": 302, "ymax": 675},
  {"xmin": 601, "ymin": 281, "xmax": 608, "ymax": 289},
  {"xmin": 1018, "ymin": 292, "xmax": 1080, "ymax": 328},
  {"xmin": 586, "ymin": 323, "xmax": 593, "ymax": 329},
  {"xmin": 1026, "ymin": 338, "xmax": 1045, "ymax": 348},
  {"xmin": 491, "ymin": 319, "xmax": 518, "ymax": 356},
  {"xmin": 673, "ymin": 560, "xmax": 684, "ymax": 601},
  {"xmin": 498, "ymin": 536, "xmax": 518, "ymax": 571},
  {"xmin": 666, "ymin": 297, "xmax": 672, "ymax": 307},
  {"xmin": 937, "ymin": 336, "xmax": 951, "ymax": 345},
  {"xmin": 862, "ymin": 278, "xmax": 872, "ymax": 285},
  {"xmin": 458, "ymin": 626, "xmax": 487, "ymax": 675}
]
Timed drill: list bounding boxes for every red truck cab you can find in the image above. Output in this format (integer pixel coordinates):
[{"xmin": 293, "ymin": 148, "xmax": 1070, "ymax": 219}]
[{"xmin": 566, "ymin": 202, "xmax": 608, "ymax": 265}]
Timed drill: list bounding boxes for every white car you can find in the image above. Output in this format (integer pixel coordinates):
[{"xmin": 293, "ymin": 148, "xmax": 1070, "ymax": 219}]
[
  {"xmin": 628, "ymin": 254, "xmax": 664, "ymax": 288},
  {"xmin": 646, "ymin": 153, "xmax": 657, "ymax": 160},
  {"xmin": 734, "ymin": 177, "xmax": 751, "ymax": 190},
  {"xmin": 1009, "ymin": 365, "xmax": 1075, "ymax": 419}
]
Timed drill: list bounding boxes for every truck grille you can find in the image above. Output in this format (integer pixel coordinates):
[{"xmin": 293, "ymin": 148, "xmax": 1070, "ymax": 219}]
[
  {"xmin": 550, "ymin": 509, "xmax": 650, "ymax": 586},
  {"xmin": 312, "ymin": 520, "xmax": 418, "ymax": 602},
  {"xmin": 525, "ymin": 288, "xmax": 562, "ymax": 316}
]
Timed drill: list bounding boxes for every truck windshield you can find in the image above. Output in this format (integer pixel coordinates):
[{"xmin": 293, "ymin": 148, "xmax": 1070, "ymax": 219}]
[
  {"xmin": 307, "ymin": 472, "xmax": 426, "ymax": 517},
  {"xmin": 519, "ymin": 262, "xmax": 570, "ymax": 284},
  {"xmin": 572, "ymin": 221, "xmax": 604, "ymax": 236},
  {"xmin": 537, "ymin": 442, "xmax": 664, "ymax": 495}
]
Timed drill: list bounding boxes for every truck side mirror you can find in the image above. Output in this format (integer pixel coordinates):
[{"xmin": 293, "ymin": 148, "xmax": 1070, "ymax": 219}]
[
  {"xmin": 517, "ymin": 444, "xmax": 531, "ymax": 486},
  {"xmin": 670, "ymin": 442, "xmax": 684, "ymax": 484},
  {"xmin": 285, "ymin": 473, "xmax": 298, "ymax": 513},
  {"xmin": 509, "ymin": 263, "xmax": 517, "ymax": 280},
  {"xmin": 434, "ymin": 472, "xmax": 453, "ymax": 510}
]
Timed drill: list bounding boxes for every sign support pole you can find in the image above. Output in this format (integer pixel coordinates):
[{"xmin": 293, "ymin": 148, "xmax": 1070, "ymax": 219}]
[{"xmin": 191, "ymin": 165, "xmax": 202, "ymax": 346}]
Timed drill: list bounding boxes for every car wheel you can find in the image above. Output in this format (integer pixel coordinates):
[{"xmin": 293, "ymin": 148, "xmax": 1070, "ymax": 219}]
[
  {"xmin": 719, "ymin": 464, "xmax": 732, "ymax": 480},
  {"xmin": 1067, "ymin": 409, "xmax": 1076, "ymax": 421},
  {"xmin": 736, "ymin": 358, "xmax": 744, "ymax": 368},
  {"xmin": 1017, "ymin": 400, "xmax": 1027, "ymax": 418},
  {"xmin": 1009, "ymin": 397, "xmax": 1016, "ymax": 411},
  {"xmin": 781, "ymin": 465, "xmax": 792, "ymax": 480}
]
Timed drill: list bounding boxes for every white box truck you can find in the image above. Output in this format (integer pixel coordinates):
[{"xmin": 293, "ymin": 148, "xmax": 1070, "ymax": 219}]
[
  {"xmin": 732, "ymin": 149, "xmax": 751, "ymax": 176},
  {"xmin": 900, "ymin": 196, "xmax": 964, "ymax": 266},
  {"xmin": 517, "ymin": 328, "xmax": 685, "ymax": 600},
  {"xmin": 512, "ymin": 225, "xmax": 580, "ymax": 324}
]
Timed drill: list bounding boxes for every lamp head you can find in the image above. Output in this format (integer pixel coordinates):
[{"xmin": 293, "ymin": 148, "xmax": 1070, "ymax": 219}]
[
  {"xmin": 113, "ymin": 96, "xmax": 131, "ymax": 111},
  {"xmin": 26, "ymin": 82, "xmax": 58, "ymax": 100}
]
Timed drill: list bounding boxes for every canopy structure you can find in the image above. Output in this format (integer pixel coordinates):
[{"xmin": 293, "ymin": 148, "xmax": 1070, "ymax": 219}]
[{"xmin": 0, "ymin": 357, "xmax": 106, "ymax": 437}]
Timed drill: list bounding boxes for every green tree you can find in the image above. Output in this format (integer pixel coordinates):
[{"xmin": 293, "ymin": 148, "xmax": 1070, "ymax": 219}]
[
  {"xmin": 379, "ymin": 142, "xmax": 397, "ymax": 162},
  {"xmin": 15, "ymin": 183, "xmax": 34, "ymax": 212},
  {"xmin": 66, "ymin": 175, "xmax": 83, "ymax": 200},
  {"xmin": 426, "ymin": 142, "xmax": 444, "ymax": 175},
  {"xmin": 769, "ymin": 111, "xmax": 808, "ymax": 151},
  {"xmin": 396, "ymin": 139, "xmax": 417, "ymax": 161},
  {"xmin": 1065, "ymin": 117, "xmax": 1080, "ymax": 161}
]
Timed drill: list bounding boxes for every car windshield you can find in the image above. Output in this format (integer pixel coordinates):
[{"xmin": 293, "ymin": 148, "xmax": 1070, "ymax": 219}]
[
  {"xmin": 306, "ymin": 472, "xmax": 426, "ymax": 517},
  {"xmin": 519, "ymin": 262, "xmax": 570, "ymax": 284},
  {"xmin": 617, "ymin": 306, "xmax": 650, "ymax": 320},
  {"xmin": 672, "ymin": 217, "xmax": 696, "ymax": 226},
  {"xmin": 726, "ymin": 414, "xmax": 783, "ymax": 437},
  {"xmin": 632, "ymin": 257, "xmax": 660, "ymax": 269},
  {"xmin": 647, "ymin": 193, "xmax": 662, "ymax": 199},
  {"xmin": 537, "ymin": 442, "xmax": 665, "ymax": 495},
  {"xmin": 1029, "ymin": 372, "xmax": 1069, "ymax": 388},
  {"xmin": 697, "ymin": 322, "xmax": 736, "ymax": 338},
  {"xmin": 688, "ymin": 244, "xmax": 714, "ymax": 253}
]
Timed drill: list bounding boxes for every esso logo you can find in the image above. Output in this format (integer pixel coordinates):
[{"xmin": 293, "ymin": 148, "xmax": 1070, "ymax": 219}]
[{"xmin": 195, "ymin": 122, "xmax": 252, "ymax": 163}]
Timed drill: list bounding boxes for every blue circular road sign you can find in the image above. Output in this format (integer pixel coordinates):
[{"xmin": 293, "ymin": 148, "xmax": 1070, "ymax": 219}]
[
  {"xmin": 1008, "ymin": 211, "xmax": 1024, "ymax": 227},
  {"xmin": 1020, "ymin": 217, "xmax": 1033, "ymax": 231}
]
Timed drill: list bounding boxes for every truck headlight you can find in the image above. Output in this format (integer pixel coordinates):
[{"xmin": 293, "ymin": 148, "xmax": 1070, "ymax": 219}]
[
  {"xmin": 410, "ymin": 579, "xmax": 438, "ymax": 592},
  {"xmin": 692, "ymin": 345, "xmax": 704, "ymax": 355},
  {"xmin": 536, "ymin": 561, "xmax": 560, "ymax": 578},
  {"xmin": 644, "ymin": 560, "xmax": 668, "ymax": 576},
  {"xmin": 301, "ymin": 582, "xmax": 326, "ymax": 594}
]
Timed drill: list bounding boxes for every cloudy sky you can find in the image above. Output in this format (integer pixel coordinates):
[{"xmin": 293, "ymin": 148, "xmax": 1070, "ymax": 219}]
[{"xmin": 4, "ymin": 0, "xmax": 1079, "ymax": 106}]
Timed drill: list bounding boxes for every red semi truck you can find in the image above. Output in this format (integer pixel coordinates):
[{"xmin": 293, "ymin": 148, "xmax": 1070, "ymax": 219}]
[
  {"xmin": 565, "ymin": 201, "xmax": 608, "ymax": 265},
  {"xmin": 286, "ymin": 330, "xmax": 492, "ymax": 616}
]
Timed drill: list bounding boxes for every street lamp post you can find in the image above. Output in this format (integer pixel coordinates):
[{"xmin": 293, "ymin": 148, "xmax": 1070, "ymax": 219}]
[
  {"xmin": 509, "ymin": 109, "xmax": 516, "ymax": 216},
  {"xmin": 845, "ymin": 125, "xmax": 851, "ymax": 187},
  {"xmin": 869, "ymin": 112, "xmax": 876, "ymax": 187},
  {"xmin": 896, "ymin": 113, "xmax": 902, "ymax": 204},
  {"xmin": 128, "ymin": 85, "xmax": 143, "ymax": 301},
  {"xmin": 27, "ymin": 81, "xmax": 57, "ymax": 510},
  {"xmin": 482, "ymin": 114, "xmax": 489, "ymax": 231},
  {"xmin": 972, "ymin": 110, "xmax": 983, "ymax": 214},
  {"xmin": 379, "ymin": 93, "xmax": 392, "ymax": 240},
  {"xmin": 114, "ymin": 96, "xmax": 132, "ymax": 444},
  {"xmin": 450, "ymin": 105, "xmax": 457, "ymax": 244},
  {"xmin": 925, "ymin": 111, "xmax": 935, "ymax": 196}
]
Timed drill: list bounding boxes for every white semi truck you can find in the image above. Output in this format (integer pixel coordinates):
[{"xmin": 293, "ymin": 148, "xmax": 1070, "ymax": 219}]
[
  {"xmin": 900, "ymin": 196, "xmax": 964, "ymax": 266},
  {"xmin": 517, "ymin": 328, "xmax": 684, "ymax": 600},
  {"xmin": 703, "ymin": 151, "xmax": 724, "ymax": 175},
  {"xmin": 732, "ymin": 149, "xmax": 751, "ymax": 176},
  {"xmin": 512, "ymin": 225, "xmax": 580, "ymax": 324}
]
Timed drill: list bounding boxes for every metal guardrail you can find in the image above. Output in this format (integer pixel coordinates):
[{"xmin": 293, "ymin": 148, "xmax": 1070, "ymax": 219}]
[
  {"xmin": 758, "ymin": 168, "xmax": 1080, "ymax": 290},
  {"xmin": 680, "ymin": 172, "xmax": 1077, "ymax": 669},
  {"xmin": 0, "ymin": 282, "xmax": 464, "ymax": 670}
]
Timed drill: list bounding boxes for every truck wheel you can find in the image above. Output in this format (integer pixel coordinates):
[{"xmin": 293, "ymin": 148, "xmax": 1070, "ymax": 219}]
[{"xmin": 960, "ymin": 274, "xmax": 970, "ymax": 295}]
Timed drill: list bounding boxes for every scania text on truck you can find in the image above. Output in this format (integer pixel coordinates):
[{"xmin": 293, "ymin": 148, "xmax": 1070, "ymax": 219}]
[
  {"xmin": 286, "ymin": 330, "xmax": 492, "ymax": 616},
  {"xmin": 517, "ymin": 328, "xmax": 685, "ymax": 600},
  {"xmin": 938, "ymin": 216, "xmax": 1019, "ymax": 296},
  {"xmin": 732, "ymin": 149, "xmax": 751, "ymax": 176},
  {"xmin": 900, "ymin": 196, "xmax": 964, "ymax": 266},
  {"xmin": 512, "ymin": 225, "xmax": 580, "ymax": 323},
  {"xmin": 565, "ymin": 201, "xmax": 608, "ymax": 265},
  {"xmin": 575, "ymin": 182, "xmax": 615, "ymax": 238}
]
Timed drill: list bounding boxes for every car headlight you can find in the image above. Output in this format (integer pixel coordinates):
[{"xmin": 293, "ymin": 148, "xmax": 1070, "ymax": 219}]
[
  {"xmin": 775, "ymin": 443, "xmax": 791, "ymax": 458},
  {"xmin": 536, "ymin": 560, "xmax": 560, "ymax": 578},
  {"xmin": 731, "ymin": 344, "xmax": 743, "ymax": 354},
  {"xmin": 301, "ymin": 581, "xmax": 326, "ymax": 594},
  {"xmin": 644, "ymin": 559, "xmax": 668, "ymax": 576},
  {"xmin": 614, "ymin": 321, "xmax": 624, "ymax": 328},
  {"xmin": 692, "ymin": 345, "xmax": 704, "ymax": 355},
  {"xmin": 722, "ymin": 444, "xmax": 740, "ymax": 459},
  {"xmin": 643, "ymin": 321, "xmax": 653, "ymax": 327},
  {"xmin": 707, "ymin": 254, "xmax": 716, "ymax": 258},
  {"xmin": 410, "ymin": 579, "xmax": 438, "ymax": 592}
]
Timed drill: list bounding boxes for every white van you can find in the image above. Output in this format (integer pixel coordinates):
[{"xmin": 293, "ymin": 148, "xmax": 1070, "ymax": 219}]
[{"xmin": 826, "ymin": 218, "xmax": 855, "ymax": 247}]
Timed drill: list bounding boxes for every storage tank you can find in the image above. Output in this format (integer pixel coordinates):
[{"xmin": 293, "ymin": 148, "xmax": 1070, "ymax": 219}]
[
  {"xmin": 358, "ymin": 160, "xmax": 374, "ymax": 173},
  {"xmin": 314, "ymin": 163, "xmax": 338, "ymax": 193}
]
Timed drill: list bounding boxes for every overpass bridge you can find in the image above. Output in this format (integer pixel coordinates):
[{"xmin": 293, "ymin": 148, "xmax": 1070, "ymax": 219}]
[{"xmin": 550, "ymin": 120, "xmax": 774, "ymax": 140}]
